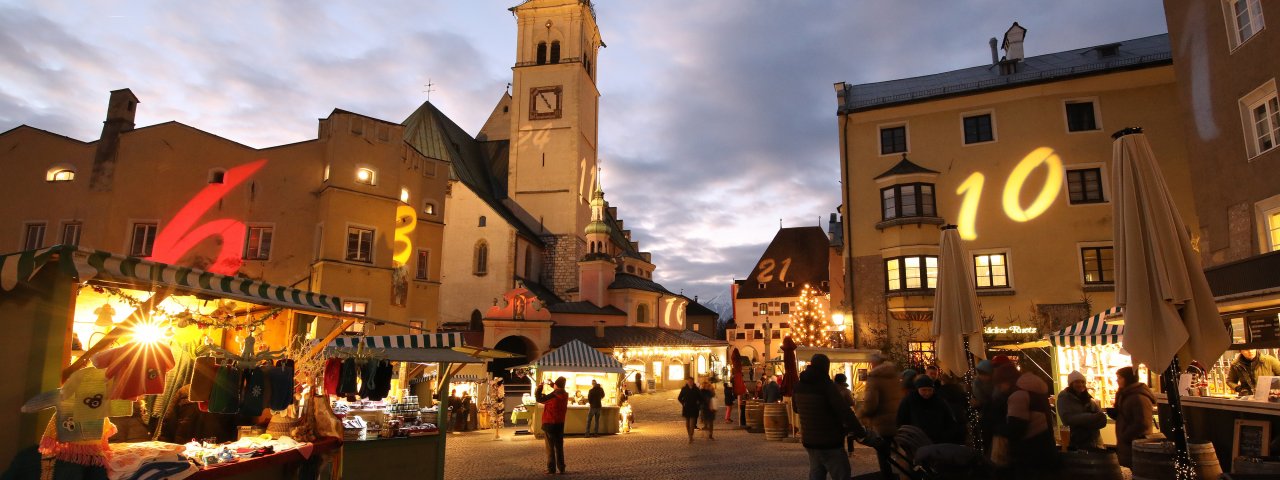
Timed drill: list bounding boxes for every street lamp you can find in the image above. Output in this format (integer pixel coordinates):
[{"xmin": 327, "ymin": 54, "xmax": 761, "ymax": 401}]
[{"xmin": 831, "ymin": 313, "xmax": 848, "ymax": 348}]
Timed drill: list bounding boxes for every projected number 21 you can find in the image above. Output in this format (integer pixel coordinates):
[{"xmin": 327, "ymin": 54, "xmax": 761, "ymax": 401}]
[{"xmin": 955, "ymin": 147, "xmax": 1063, "ymax": 240}]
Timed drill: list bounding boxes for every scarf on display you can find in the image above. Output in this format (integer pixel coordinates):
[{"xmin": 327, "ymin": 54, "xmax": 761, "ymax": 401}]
[{"xmin": 23, "ymin": 368, "xmax": 134, "ymax": 467}]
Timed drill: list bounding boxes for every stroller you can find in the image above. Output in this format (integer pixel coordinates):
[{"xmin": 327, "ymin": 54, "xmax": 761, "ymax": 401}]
[{"xmin": 857, "ymin": 426, "xmax": 990, "ymax": 480}]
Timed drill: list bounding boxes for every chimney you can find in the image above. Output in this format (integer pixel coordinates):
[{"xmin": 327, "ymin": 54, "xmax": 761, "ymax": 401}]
[
  {"xmin": 90, "ymin": 89, "xmax": 140, "ymax": 192},
  {"xmin": 989, "ymin": 38, "xmax": 998, "ymax": 64},
  {"xmin": 1002, "ymin": 22, "xmax": 1027, "ymax": 62},
  {"xmin": 833, "ymin": 81, "xmax": 849, "ymax": 110},
  {"xmin": 595, "ymin": 321, "xmax": 605, "ymax": 338}
]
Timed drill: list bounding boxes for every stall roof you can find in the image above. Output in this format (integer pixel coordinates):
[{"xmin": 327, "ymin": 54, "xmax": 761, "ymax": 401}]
[
  {"xmin": 1048, "ymin": 314, "xmax": 1124, "ymax": 347},
  {"xmin": 0, "ymin": 245, "xmax": 345, "ymax": 316},
  {"xmin": 327, "ymin": 333, "xmax": 517, "ymax": 364},
  {"xmin": 531, "ymin": 339, "xmax": 625, "ymax": 374}
]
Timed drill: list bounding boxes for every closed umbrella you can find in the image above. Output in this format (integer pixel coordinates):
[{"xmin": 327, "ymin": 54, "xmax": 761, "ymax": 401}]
[
  {"xmin": 779, "ymin": 336, "xmax": 798, "ymax": 397},
  {"xmin": 932, "ymin": 225, "xmax": 987, "ymax": 377},
  {"xmin": 1111, "ymin": 128, "xmax": 1230, "ymax": 480}
]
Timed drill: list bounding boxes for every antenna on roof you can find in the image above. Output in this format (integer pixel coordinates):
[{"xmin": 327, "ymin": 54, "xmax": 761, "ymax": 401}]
[
  {"xmin": 424, "ymin": 79, "xmax": 437, "ymax": 102},
  {"xmin": 779, "ymin": 218, "xmax": 783, "ymax": 229},
  {"xmin": 506, "ymin": 82, "xmax": 512, "ymax": 95}
]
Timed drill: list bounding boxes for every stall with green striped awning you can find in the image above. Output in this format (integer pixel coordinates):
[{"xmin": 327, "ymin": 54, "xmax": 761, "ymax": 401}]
[
  {"xmin": 531, "ymin": 339, "xmax": 625, "ymax": 373},
  {"xmin": 1049, "ymin": 307, "xmax": 1125, "ymax": 347}
]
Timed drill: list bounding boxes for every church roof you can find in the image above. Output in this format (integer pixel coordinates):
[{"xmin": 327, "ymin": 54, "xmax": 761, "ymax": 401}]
[
  {"xmin": 875, "ymin": 155, "xmax": 939, "ymax": 180},
  {"xmin": 517, "ymin": 277, "xmax": 564, "ymax": 305},
  {"xmin": 684, "ymin": 300, "xmax": 719, "ymax": 317},
  {"xmin": 402, "ymin": 100, "xmax": 545, "ymax": 247},
  {"xmin": 608, "ymin": 273, "xmax": 674, "ymax": 294},
  {"xmin": 736, "ymin": 226, "xmax": 831, "ymax": 300},
  {"xmin": 546, "ymin": 301, "xmax": 626, "ymax": 315},
  {"xmin": 551, "ymin": 326, "xmax": 725, "ymax": 349}
]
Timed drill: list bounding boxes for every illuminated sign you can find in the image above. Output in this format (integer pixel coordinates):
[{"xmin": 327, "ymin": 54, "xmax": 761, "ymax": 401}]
[
  {"xmin": 984, "ymin": 325, "xmax": 1039, "ymax": 335},
  {"xmin": 955, "ymin": 148, "xmax": 1065, "ymax": 240},
  {"xmin": 152, "ymin": 159, "xmax": 267, "ymax": 274},
  {"xmin": 390, "ymin": 205, "xmax": 415, "ymax": 307}
]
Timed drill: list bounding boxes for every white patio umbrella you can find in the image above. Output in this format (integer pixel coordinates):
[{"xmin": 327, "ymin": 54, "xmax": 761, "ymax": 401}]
[
  {"xmin": 932, "ymin": 225, "xmax": 986, "ymax": 377},
  {"xmin": 1111, "ymin": 127, "xmax": 1230, "ymax": 480}
]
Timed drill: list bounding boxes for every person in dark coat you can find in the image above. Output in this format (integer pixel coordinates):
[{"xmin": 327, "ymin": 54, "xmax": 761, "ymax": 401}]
[
  {"xmin": 586, "ymin": 380, "xmax": 605, "ymax": 437},
  {"xmin": 982, "ymin": 361, "xmax": 1020, "ymax": 460},
  {"xmin": 896, "ymin": 376, "xmax": 961, "ymax": 444},
  {"xmin": 1056, "ymin": 370, "xmax": 1106, "ymax": 451},
  {"xmin": 699, "ymin": 379, "xmax": 716, "ymax": 440},
  {"xmin": 857, "ymin": 353, "xmax": 901, "ymax": 480},
  {"xmin": 834, "ymin": 373, "xmax": 856, "ymax": 456},
  {"xmin": 795, "ymin": 354, "xmax": 867, "ymax": 480},
  {"xmin": 677, "ymin": 377, "xmax": 701, "ymax": 443},
  {"xmin": 722, "ymin": 380, "xmax": 736, "ymax": 423},
  {"xmin": 1112, "ymin": 366, "xmax": 1155, "ymax": 468},
  {"xmin": 1006, "ymin": 372, "xmax": 1060, "ymax": 478},
  {"xmin": 762, "ymin": 376, "xmax": 782, "ymax": 403}
]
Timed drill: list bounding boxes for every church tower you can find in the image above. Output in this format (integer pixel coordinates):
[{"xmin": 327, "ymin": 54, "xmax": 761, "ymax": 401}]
[{"xmin": 508, "ymin": 0, "xmax": 604, "ymax": 298}]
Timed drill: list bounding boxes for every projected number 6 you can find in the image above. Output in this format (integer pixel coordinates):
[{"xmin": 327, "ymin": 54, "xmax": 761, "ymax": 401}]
[{"xmin": 955, "ymin": 147, "xmax": 1064, "ymax": 240}]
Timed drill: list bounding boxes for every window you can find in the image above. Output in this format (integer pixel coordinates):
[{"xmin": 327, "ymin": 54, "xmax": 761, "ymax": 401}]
[
  {"xmin": 881, "ymin": 183, "xmax": 936, "ymax": 220},
  {"xmin": 399, "ymin": 187, "xmax": 410, "ymax": 203},
  {"xmin": 346, "ymin": 227, "xmax": 374, "ymax": 263},
  {"xmin": 550, "ymin": 41, "xmax": 561, "ymax": 64},
  {"xmin": 342, "ymin": 301, "xmax": 368, "ymax": 334},
  {"xmin": 423, "ymin": 201, "xmax": 436, "ymax": 216},
  {"xmin": 1265, "ymin": 209, "xmax": 1280, "ymax": 252},
  {"xmin": 244, "ymin": 226, "xmax": 273, "ymax": 260},
  {"xmin": 473, "ymin": 241, "xmax": 488, "ymax": 275},
  {"xmin": 208, "ymin": 169, "xmax": 226, "ymax": 184},
  {"xmin": 963, "ymin": 113, "xmax": 994, "ymax": 144},
  {"xmin": 355, "ymin": 167, "xmax": 376, "ymax": 185},
  {"xmin": 735, "ymin": 332, "xmax": 746, "ymax": 340},
  {"xmin": 885, "ymin": 255, "xmax": 938, "ymax": 291},
  {"xmin": 907, "ymin": 341, "xmax": 936, "ymax": 367},
  {"xmin": 23, "ymin": 223, "xmax": 45, "ymax": 250},
  {"xmin": 130, "ymin": 223, "xmax": 157, "ymax": 257},
  {"xmin": 536, "ymin": 42, "xmax": 547, "ymax": 65},
  {"xmin": 780, "ymin": 303, "xmax": 790, "ymax": 314},
  {"xmin": 61, "ymin": 222, "xmax": 81, "ymax": 246},
  {"xmin": 637, "ymin": 304, "xmax": 649, "ymax": 323},
  {"xmin": 1224, "ymin": 0, "xmax": 1266, "ymax": 49},
  {"xmin": 1066, "ymin": 168, "xmax": 1106, "ymax": 204},
  {"xmin": 973, "ymin": 253, "xmax": 1009, "ymax": 288},
  {"xmin": 880, "ymin": 125, "xmax": 907, "ymax": 155},
  {"xmin": 1081, "ymin": 246, "xmax": 1114, "ymax": 284},
  {"xmin": 772, "ymin": 330, "xmax": 781, "ymax": 339},
  {"xmin": 46, "ymin": 168, "xmax": 75, "ymax": 182},
  {"xmin": 478, "ymin": 216, "xmax": 487, "ymax": 227},
  {"xmin": 416, "ymin": 249, "xmax": 430, "ymax": 280},
  {"xmin": 1065, "ymin": 101, "xmax": 1100, "ymax": 132},
  {"xmin": 1240, "ymin": 81, "xmax": 1279, "ymax": 158},
  {"xmin": 759, "ymin": 303, "xmax": 768, "ymax": 315}
]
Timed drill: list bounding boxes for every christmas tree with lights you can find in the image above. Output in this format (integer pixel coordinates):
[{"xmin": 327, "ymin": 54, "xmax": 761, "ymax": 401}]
[{"xmin": 789, "ymin": 284, "xmax": 833, "ymax": 348}]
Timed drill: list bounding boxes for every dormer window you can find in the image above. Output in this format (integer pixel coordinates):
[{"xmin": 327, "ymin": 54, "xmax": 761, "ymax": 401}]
[
  {"xmin": 46, "ymin": 167, "xmax": 75, "ymax": 182},
  {"xmin": 423, "ymin": 201, "xmax": 437, "ymax": 216},
  {"xmin": 356, "ymin": 167, "xmax": 376, "ymax": 185},
  {"xmin": 881, "ymin": 183, "xmax": 936, "ymax": 220},
  {"xmin": 1094, "ymin": 44, "xmax": 1120, "ymax": 58},
  {"xmin": 208, "ymin": 168, "xmax": 226, "ymax": 184}
]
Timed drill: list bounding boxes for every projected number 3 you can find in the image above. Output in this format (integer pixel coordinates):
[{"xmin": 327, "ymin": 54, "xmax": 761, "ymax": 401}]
[{"xmin": 955, "ymin": 147, "xmax": 1064, "ymax": 240}]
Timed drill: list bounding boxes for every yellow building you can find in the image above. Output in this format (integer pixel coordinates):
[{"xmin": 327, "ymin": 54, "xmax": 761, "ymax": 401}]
[
  {"xmin": 0, "ymin": 90, "xmax": 448, "ymax": 336},
  {"xmin": 834, "ymin": 27, "xmax": 1201, "ymax": 364}
]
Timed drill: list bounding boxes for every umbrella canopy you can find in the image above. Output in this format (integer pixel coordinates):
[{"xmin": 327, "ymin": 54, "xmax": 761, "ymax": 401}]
[
  {"xmin": 1112, "ymin": 131, "xmax": 1229, "ymax": 369},
  {"xmin": 731, "ymin": 348, "xmax": 746, "ymax": 396},
  {"xmin": 932, "ymin": 226, "xmax": 987, "ymax": 376},
  {"xmin": 779, "ymin": 336, "xmax": 799, "ymax": 397}
]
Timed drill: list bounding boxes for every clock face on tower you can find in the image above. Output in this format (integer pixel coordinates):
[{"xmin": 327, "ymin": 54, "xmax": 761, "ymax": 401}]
[{"xmin": 529, "ymin": 85, "xmax": 563, "ymax": 120}]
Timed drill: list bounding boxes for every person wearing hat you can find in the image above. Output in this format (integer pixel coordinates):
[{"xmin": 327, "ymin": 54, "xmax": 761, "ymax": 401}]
[
  {"xmin": 794, "ymin": 353, "xmax": 867, "ymax": 480},
  {"xmin": 1005, "ymin": 371, "xmax": 1060, "ymax": 476},
  {"xmin": 895, "ymin": 375, "xmax": 961, "ymax": 444},
  {"xmin": 1112, "ymin": 366, "xmax": 1155, "ymax": 468},
  {"xmin": 857, "ymin": 352, "xmax": 901, "ymax": 480},
  {"xmin": 1056, "ymin": 371, "xmax": 1106, "ymax": 451}
]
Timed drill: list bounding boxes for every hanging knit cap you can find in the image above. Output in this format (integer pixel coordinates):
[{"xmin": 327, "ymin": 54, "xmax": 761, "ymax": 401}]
[
  {"xmin": 1068, "ymin": 371, "xmax": 1086, "ymax": 385},
  {"xmin": 993, "ymin": 363, "xmax": 1020, "ymax": 387},
  {"xmin": 976, "ymin": 359, "xmax": 994, "ymax": 374}
]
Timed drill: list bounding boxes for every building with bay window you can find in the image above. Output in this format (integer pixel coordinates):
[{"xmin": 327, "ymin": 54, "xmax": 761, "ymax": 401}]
[{"xmin": 834, "ymin": 24, "xmax": 1201, "ymax": 359}]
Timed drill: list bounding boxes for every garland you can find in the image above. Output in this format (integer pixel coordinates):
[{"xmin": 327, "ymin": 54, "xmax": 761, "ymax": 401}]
[{"xmin": 89, "ymin": 285, "xmax": 282, "ymax": 331}]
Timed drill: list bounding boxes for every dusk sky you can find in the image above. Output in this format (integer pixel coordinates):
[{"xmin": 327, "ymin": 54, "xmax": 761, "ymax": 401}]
[{"xmin": 0, "ymin": 1, "xmax": 1170, "ymax": 309}]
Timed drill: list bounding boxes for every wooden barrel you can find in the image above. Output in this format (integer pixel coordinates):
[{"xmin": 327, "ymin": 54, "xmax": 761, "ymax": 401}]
[
  {"xmin": 745, "ymin": 400, "xmax": 764, "ymax": 432},
  {"xmin": 763, "ymin": 403, "xmax": 788, "ymax": 441},
  {"xmin": 1132, "ymin": 440, "xmax": 1175, "ymax": 480},
  {"xmin": 1188, "ymin": 442, "xmax": 1221, "ymax": 480},
  {"xmin": 1060, "ymin": 450, "xmax": 1123, "ymax": 480}
]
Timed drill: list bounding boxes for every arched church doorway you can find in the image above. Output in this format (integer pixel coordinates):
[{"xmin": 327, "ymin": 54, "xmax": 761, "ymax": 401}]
[
  {"xmin": 470, "ymin": 309, "xmax": 483, "ymax": 331},
  {"xmin": 489, "ymin": 335, "xmax": 537, "ymax": 395}
]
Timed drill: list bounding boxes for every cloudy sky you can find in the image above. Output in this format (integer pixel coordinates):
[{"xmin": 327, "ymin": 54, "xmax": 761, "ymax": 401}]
[{"xmin": 0, "ymin": 1, "xmax": 1169, "ymax": 309}]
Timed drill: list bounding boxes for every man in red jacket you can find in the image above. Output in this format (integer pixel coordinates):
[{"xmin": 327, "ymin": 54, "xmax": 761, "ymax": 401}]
[{"xmin": 537, "ymin": 376, "xmax": 569, "ymax": 475}]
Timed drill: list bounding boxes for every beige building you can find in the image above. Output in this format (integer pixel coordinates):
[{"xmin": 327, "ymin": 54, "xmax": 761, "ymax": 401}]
[
  {"xmin": 1, "ymin": 89, "xmax": 448, "ymax": 336},
  {"xmin": 834, "ymin": 27, "xmax": 1201, "ymax": 364}
]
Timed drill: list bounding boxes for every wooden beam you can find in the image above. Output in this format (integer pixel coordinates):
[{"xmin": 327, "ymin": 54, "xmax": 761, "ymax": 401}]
[
  {"xmin": 301, "ymin": 317, "xmax": 357, "ymax": 363},
  {"xmin": 62, "ymin": 289, "xmax": 172, "ymax": 381}
]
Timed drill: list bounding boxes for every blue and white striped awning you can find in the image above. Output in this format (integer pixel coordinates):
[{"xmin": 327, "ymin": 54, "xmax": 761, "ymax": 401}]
[
  {"xmin": 0, "ymin": 245, "xmax": 344, "ymax": 314},
  {"xmin": 532, "ymin": 339, "xmax": 625, "ymax": 373},
  {"xmin": 330, "ymin": 333, "xmax": 463, "ymax": 349},
  {"xmin": 1049, "ymin": 310, "xmax": 1125, "ymax": 347}
]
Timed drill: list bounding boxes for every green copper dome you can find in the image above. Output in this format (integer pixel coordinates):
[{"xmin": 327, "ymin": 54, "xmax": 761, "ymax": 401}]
[{"xmin": 585, "ymin": 220, "xmax": 611, "ymax": 235}]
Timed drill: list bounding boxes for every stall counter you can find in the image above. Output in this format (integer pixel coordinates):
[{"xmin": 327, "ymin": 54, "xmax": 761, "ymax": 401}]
[
  {"xmin": 530, "ymin": 405, "xmax": 620, "ymax": 435},
  {"xmin": 1156, "ymin": 393, "xmax": 1280, "ymax": 472}
]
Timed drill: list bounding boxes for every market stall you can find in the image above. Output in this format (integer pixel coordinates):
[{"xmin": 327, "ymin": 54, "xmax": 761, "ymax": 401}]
[{"xmin": 527, "ymin": 340, "xmax": 624, "ymax": 436}]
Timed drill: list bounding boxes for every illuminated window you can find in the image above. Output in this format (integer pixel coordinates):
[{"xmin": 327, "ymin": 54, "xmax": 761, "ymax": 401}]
[
  {"xmin": 881, "ymin": 183, "xmax": 936, "ymax": 220},
  {"xmin": 61, "ymin": 222, "xmax": 81, "ymax": 246},
  {"xmin": 343, "ymin": 301, "xmax": 368, "ymax": 315},
  {"xmin": 423, "ymin": 201, "xmax": 436, "ymax": 216},
  {"xmin": 473, "ymin": 241, "xmax": 488, "ymax": 275},
  {"xmin": 908, "ymin": 341, "xmax": 936, "ymax": 367},
  {"xmin": 1065, "ymin": 101, "xmax": 1100, "ymax": 132},
  {"xmin": 963, "ymin": 113, "xmax": 994, "ymax": 144},
  {"xmin": 400, "ymin": 187, "xmax": 410, "ymax": 203},
  {"xmin": 355, "ymin": 167, "xmax": 376, "ymax": 185},
  {"xmin": 1081, "ymin": 246, "xmax": 1114, "ymax": 284},
  {"xmin": 880, "ymin": 125, "xmax": 907, "ymax": 155},
  {"xmin": 758, "ymin": 303, "xmax": 768, "ymax": 315},
  {"xmin": 208, "ymin": 169, "xmax": 226, "ymax": 184},
  {"xmin": 885, "ymin": 255, "xmax": 938, "ymax": 291},
  {"xmin": 1223, "ymin": 0, "xmax": 1265, "ymax": 49},
  {"xmin": 244, "ymin": 226, "xmax": 273, "ymax": 260},
  {"xmin": 1240, "ymin": 80, "xmax": 1278, "ymax": 158},
  {"xmin": 1066, "ymin": 168, "xmax": 1106, "ymax": 204},
  {"xmin": 416, "ymin": 249, "xmax": 430, "ymax": 280},
  {"xmin": 346, "ymin": 227, "xmax": 374, "ymax": 263},
  {"xmin": 1265, "ymin": 209, "xmax": 1280, "ymax": 252},
  {"xmin": 22, "ymin": 223, "xmax": 45, "ymax": 250},
  {"xmin": 46, "ymin": 168, "xmax": 75, "ymax": 182},
  {"xmin": 973, "ymin": 253, "xmax": 1009, "ymax": 288},
  {"xmin": 130, "ymin": 223, "xmax": 157, "ymax": 257}
]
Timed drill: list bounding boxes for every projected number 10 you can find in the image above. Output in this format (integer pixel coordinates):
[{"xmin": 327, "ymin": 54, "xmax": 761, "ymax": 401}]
[{"xmin": 955, "ymin": 147, "xmax": 1064, "ymax": 240}]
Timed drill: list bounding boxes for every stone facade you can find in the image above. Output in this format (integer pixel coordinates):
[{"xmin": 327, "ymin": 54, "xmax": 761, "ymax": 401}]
[{"xmin": 541, "ymin": 234, "xmax": 584, "ymax": 300}]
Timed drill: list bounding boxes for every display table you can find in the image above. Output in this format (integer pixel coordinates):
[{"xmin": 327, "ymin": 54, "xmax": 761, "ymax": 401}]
[
  {"xmin": 1156, "ymin": 394, "xmax": 1280, "ymax": 472},
  {"xmin": 342, "ymin": 434, "xmax": 443, "ymax": 480},
  {"xmin": 186, "ymin": 437, "xmax": 341, "ymax": 480},
  {"xmin": 530, "ymin": 405, "xmax": 620, "ymax": 435}
]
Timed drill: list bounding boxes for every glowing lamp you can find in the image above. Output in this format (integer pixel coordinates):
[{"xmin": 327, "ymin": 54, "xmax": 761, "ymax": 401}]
[
  {"xmin": 131, "ymin": 321, "xmax": 167, "ymax": 345},
  {"xmin": 832, "ymin": 313, "xmax": 845, "ymax": 327}
]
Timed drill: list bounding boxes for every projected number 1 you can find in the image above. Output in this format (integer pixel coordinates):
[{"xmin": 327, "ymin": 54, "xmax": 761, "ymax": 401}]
[{"xmin": 955, "ymin": 147, "xmax": 1064, "ymax": 240}]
